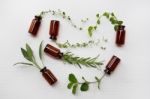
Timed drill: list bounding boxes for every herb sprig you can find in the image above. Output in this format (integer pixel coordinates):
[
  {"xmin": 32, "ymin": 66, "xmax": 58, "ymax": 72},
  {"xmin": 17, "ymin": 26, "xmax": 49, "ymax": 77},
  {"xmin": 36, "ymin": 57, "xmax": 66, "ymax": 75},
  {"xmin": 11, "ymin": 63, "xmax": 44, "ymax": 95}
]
[
  {"xmin": 67, "ymin": 73, "xmax": 105, "ymax": 94},
  {"xmin": 87, "ymin": 12, "xmax": 124, "ymax": 37},
  {"xmin": 103, "ymin": 12, "xmax": 123, "ymax": 31},
  {"xmin": 88, "ymin": 13, "xmax": 102, "ymax": 37},
  {"xmin": 56, "ymin": 38, "xmax": 108, "ymax": 50},
  {"xmin": 62, "ymin": 52, "xmax": 103, "ymax": 69},
  {"xmin": 39, "ymin": 9, "xmax": 87, "ymax": 30},
  {"xmin": 14, "ymin": 41, "xmax": 44, "ymax": 70}
]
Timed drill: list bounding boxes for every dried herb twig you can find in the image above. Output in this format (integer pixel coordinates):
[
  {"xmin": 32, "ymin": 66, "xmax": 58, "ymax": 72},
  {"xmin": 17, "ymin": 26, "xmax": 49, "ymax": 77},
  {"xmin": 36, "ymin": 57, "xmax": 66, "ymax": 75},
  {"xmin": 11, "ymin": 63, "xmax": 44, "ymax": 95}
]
[
  {"xmin": 62, "ymin": 52, "xmax": 103, "ymax": 69},
  {"xmin": 67, "ymin": 73, "xmax": 105, "ymax": 94}
]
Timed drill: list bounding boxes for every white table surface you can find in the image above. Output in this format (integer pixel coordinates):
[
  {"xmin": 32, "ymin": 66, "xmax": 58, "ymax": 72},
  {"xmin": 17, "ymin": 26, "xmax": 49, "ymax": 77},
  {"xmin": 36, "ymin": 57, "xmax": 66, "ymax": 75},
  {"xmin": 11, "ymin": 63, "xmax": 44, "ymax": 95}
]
[{"xmin": 0, "ymin": 0, "xmax": 150, "ymax": 99}]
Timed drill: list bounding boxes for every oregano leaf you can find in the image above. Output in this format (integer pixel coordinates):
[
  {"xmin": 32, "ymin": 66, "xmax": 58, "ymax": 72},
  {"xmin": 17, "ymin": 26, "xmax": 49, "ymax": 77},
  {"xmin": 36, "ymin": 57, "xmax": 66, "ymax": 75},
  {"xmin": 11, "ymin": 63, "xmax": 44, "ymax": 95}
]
[
  {"xmin": 80, "ymin": 83, "xmax": 89, "ymax": 91},
  {"xmin": 69, "ymin": 74, "xmax": 78, "ymax": 83},
  {"xmin": 72, "ymin": 84, "xmax": 78, "ymax": 94},
  {"xmin": 67, "ymin": 82, "xmax": 74, "ymax": 89}
]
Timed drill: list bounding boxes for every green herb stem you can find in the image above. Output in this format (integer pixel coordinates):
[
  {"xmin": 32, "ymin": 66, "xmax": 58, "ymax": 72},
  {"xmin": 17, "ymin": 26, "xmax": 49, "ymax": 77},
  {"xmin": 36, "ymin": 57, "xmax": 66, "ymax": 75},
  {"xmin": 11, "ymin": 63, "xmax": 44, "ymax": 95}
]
[
  {"xmin": 62, "ymin": 52, "xmax": 103, "ymax": 69},
  {"xmin": 39, "ymin": 9, "xmax": 87, "ymax": 30},
  {"xmin": 67, "ymin": 73, "xmax": 105, "ymax": 94}
]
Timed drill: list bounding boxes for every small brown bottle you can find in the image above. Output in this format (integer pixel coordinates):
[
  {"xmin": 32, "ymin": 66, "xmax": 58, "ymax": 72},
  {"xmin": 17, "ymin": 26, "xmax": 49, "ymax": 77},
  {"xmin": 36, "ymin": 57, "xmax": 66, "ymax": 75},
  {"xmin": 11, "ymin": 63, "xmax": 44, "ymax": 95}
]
[
  {"xmin": 49, "ymin": 20, "xmax": 60, "ymax": 40},
  {"xmin": 28, "ymin": 16, "xmax": 42, "ymax": 36},
  {"xmin": 104, "ymin": 55, "xmax": 121, "ymax": 75},
  {"xmin": 44, "ymin": 44, "xmax": 63, "ymax": 59},
  {"xmin": 116, "ymin": 25, "xmax": 126, "ymax": 46},
  {"xmin": 40, "ymin": 67, "xmax": 57, "ymax": 85}
]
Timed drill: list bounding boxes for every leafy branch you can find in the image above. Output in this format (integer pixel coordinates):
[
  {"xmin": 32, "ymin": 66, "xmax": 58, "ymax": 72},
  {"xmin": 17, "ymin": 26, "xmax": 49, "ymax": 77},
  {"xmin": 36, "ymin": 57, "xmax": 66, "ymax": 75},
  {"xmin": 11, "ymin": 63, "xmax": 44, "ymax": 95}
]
[
  {"xmin": 103, "ymin": 12, "xmax": 123, "ymax": 31},
  {"xmin": 88, "ymin": 13, "xmax": 102, "ymax": 37},
  {"xmin": 62, "ymin": 52, "xmax": 103, "ymax": 69},
  {"xmin": 56, "ymin": 38, "xmax": 108, "ymax": 50},
  {"xmin": 67, "ymin": 73, "xmax": 104, "ymax": 94},
  {"xmin": 39, "ymin": 9, "xmax": 87, "ymax": 30},
  {"xmin": 14, "ymin": 41, "xmax": 44, "ymax": 70},
  {"xmin": 87, "ymin": 12, "xmax": 124, "ymax": 37}
]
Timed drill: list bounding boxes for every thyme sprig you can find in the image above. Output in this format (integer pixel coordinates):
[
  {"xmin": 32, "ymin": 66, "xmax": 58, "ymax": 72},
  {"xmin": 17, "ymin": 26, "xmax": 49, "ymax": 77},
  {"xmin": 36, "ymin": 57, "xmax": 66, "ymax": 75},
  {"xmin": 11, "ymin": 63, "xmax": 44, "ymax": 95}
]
[
  {"xmin": 39, "ymin": 9, "xmax": 86, "ymax": 30},
  {"xmin": 62, "ymin": 52, "xmax": 103, "ymax": 69},
  {"xmin": 56, "ymin": 38, "xmax": 108, "ymax": 50},
  {"xmin": 67, "ymin": 73, "xmax": 105, "ymax": 94},
  {"xmin": 14, "ymin": 41, "xmax": 44, "ymax": 70}
]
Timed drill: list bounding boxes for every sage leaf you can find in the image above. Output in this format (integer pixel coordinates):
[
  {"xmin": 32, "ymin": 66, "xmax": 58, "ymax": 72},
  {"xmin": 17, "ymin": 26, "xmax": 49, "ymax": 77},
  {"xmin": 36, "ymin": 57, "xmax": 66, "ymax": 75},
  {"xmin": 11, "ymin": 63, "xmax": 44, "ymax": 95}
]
[
  {"xmin": 39, "ymin": 41, "xmax": 43, "ymax": 60},
  {"xmin": 21, "ymin": 48, "xmax": 32, "ymax": 62},
  {"xmin": 80, "ymin": 83, "xmax": 89, "ymax": 91},
  {"xmin": 26, "ymin": 44, "xmax": 33, "ymax": 61},
  {"xmin": 14, "ymin": 62, "xmax": 33, "ymax": 66}
]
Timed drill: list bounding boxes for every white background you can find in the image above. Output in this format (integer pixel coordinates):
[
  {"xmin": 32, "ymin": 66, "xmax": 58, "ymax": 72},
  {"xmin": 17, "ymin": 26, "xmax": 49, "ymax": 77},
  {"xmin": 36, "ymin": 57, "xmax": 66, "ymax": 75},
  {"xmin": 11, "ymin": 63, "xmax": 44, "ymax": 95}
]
[{"xmin": 0, "ymin": 0, "xmax": 150, "ymax": 99}]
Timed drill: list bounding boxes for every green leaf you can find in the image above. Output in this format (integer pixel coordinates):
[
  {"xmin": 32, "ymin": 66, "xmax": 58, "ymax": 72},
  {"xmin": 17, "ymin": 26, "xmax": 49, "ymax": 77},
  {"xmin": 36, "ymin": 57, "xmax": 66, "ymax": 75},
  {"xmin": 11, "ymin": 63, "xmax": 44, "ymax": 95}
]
[
  {"xmin": 95, "ymin": 76, "xmax": 101, "ymax": 89},
  {"xmin": 110, "ymin": 17, "xmax": 116, "ymax": 24},
  {"xmin": 114, "ymin": 25, "xmax": 119, "ymax": 31},
  {"xmin": 26, "ymin": 44, "xmax": 33, "ymax": 61},
  {"xmin": 94, "ymin": 26, "xmax": 97, "ymax": 30},
  {"xmin": 21, "ymin": 48, "xmax": 32, "ymax": 62},
  {"xmin": 72, "ymin": 84, "xmax": 78, "ymax": 94},
  {"xmin": 103, "ymin": 12, "xmax": 109, "ymax": 18},
  {"xmin": 117, "ymin": 21, "xmax": 123, "ymax": 25},
  {"xmin": 62, "ymin": 12, "xmax": 65, "ymax": 15},
  {"xmin": 13, "ymin": 62, "xmax": 33, "ymax": 66},
  {"xmin": 39, "ymin": 41, "xmax": 43, "ymax": 60},
  {"xmin": 67, "ymin": 82, "xmax": 74, "ymax": 89},
  {"xmin": 111, "ymin": 12, "xmax": 115, "ymax": 16},
  {"xmin": 69, "ymin": 74, "xmax": 78, "ymax": 83},
  {"xmin": 97, "ymin": 20, "xmax": 100, "ymax": 24},
  {"xmin": 80, "ymin": 83, "xmax": 89, "ymax": 91},
  {"xmin": 96, "ymin": 13, "xmax": 99, "ymax": 18},
  {"xmin": 88, "ymin": 26, "xmax": 93, "ymax": 37}
]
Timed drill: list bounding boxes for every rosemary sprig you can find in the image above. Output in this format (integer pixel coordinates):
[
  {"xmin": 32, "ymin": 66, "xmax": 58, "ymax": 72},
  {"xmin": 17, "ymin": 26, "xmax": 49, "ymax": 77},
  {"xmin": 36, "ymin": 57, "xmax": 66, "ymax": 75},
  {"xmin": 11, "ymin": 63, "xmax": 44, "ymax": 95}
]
[
  {"xmin": 39, "ymin": 9, "xmax": 87, "ymax": 30},
  {"xmin": 62, "ymin": 52, "xmax": 103, "ymax": 68},
  {"xmin": 14, "ymin": 41, "xmax": 44, "ymax": 70},
  {"xmin": 67, "ymin": 73, "xmax": 105, "ymax": 94}
]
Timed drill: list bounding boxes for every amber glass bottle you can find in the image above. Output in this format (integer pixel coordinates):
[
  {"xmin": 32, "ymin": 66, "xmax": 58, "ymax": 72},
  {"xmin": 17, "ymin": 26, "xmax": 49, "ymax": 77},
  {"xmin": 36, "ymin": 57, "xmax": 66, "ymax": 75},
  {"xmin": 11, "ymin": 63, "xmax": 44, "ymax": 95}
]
[
  {"xmin": 49, "ymin": 20, "xmax": 60, "ymax": 40},
  {"xmin": 44, "ymin": 44, "xmax": 63, "ymax": 59},
  {"xmin": 116, "ymin": 25, "xmax": 126, "ymax": 46},
  {"xmin": 40, "ymin": 67, "xmax": 57, "ymax": 85},
  {"xmin": 28, "ymin": 16, "xmax": 42, "ymax": 36},
  {"xmin": 104, "ymin": 55, "xmax": 121, "ymax": 75}
]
